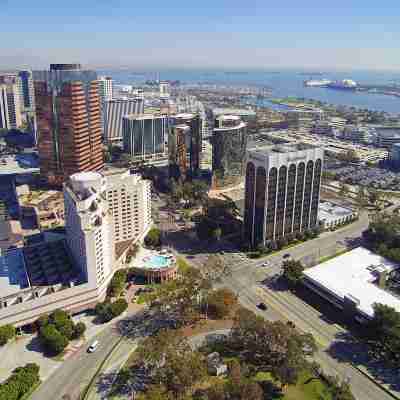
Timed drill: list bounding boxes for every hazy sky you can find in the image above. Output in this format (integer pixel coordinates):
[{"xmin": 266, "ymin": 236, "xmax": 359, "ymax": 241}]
[{"xmin": 1, "ymin": 0, "xmax": 400, "ymax": 71}]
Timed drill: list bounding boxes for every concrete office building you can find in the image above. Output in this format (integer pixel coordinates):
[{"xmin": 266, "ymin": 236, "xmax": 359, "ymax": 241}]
[
  {"xmin": 104, "ymin": 98, "xmax": 144, "ymax": 143},
  {"xmin": 98, "ymin": 76, "xmax": 113, "ymax": 102},
  {"xmin": 213, "ymin": 108, "xmax": 257, "ymax": 132},
  {"xmin": 389, "ymin": 143, "xmax": 400, "ymax": 170},
  {"xmin": 34, "ymin": 64, "xmax": 104, "ymax": 185},
  {"xmin": 169, "ymin": 113, "xmax": 202, "ymax": 179},
  {"xmin": 375, "ymin": 127, "xmax": 400, "ymax": 148},
  {"xmin": 0, "ymin": 83, "xmax": 22, "ymax": 129},
  {"xmin": 122, "ymin": 114, "xmax": 168, "ymax": 166},
  {"xmin": 212, "ymin": 115, "xmax": 247, "ymax": 188},
  {"xmin": 243, "ymin": 143, "xmax": 323, "ymax": 247},
  {"xmin": 102, "ymin": 166, "xmax": 152, "ymax": 244},
  {"xmin": 159, "ymin": 81, "xmax": 170, "ymax": 99}
]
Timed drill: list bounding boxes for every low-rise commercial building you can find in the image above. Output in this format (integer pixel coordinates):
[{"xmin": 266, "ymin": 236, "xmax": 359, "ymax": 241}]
[
  {"xmin": 303, "ymin": 247, "xmax": 400, "ymax": 322},
  {"xmin": 318, "ymin": 201, "xmax": 357, "ymax": 229}
]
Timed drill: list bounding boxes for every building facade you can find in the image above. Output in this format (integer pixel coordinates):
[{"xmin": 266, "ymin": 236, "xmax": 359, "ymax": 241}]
[
  {"xmin": 104, "ymin": 98, "xmax": 144, "ymax": 143},
  {"xmin": 212, "ymin": 115, "xmax": 247, "ymax": 188},
  {"xmin": 243, "ymin": 143, "xmax": 323, "ymax": 247},
  {"xmin": 98, "ymin": 76, "xmax": 113, "ymax": 102},
  {"xmin": 0, "ymin": 83, "xmax": 22, "ymax": 129},
  {"xmin": 169, "ymin": 113, "xmax": 202, "ymax": 179},
  {"xmin": 102, "ymin": 167, "xmax": 152, "ymax": 244},
  {"xmin": 34, "ymin": 64, "xmax": 104, "ymax": 185},
  {"xmin": 122, "ymin": 114, "xmax": 168, "ymax": 165},
  {"xmin": 64, "ymin": 172, "xmax": 115, "ymax": 289},
  {"xmin": 18, "ymin": 70, "xmax": 35, "ymax": 112}
]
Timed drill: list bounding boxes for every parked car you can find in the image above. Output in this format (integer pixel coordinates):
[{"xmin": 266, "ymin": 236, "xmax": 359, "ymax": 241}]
[
  {"xmin": 257, "ymin": 302, "xmax": 267, "ymax": 311},
  {"xmin": 283, "ymin": 253, "xmax": 291, "ymax": 259}
]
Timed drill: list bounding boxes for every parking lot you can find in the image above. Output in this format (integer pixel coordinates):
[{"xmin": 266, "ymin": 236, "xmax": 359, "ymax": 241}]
[{"xmin": 327, "ymin": 164, "xmax": 400, "ymax": 190}]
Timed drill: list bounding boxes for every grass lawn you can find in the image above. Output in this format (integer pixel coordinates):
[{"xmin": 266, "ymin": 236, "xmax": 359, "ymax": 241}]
[{"xmin": 254, "ymin": 371, "xmax": 332, "ymax": 400}]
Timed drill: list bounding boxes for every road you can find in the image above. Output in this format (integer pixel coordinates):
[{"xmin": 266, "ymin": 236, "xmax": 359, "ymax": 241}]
[
  {"xmin": 30, "ymin": 325, "xmax": 125, "ymax": 400},
  {"xmin": 187, "ymin": 212, "xmax": 396, "ymax": 400}
]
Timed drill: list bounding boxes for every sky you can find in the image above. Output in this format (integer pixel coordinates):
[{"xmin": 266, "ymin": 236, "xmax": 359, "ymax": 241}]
[{"xmin": 1, "ymin": 0, "xmax": 400, "ymax": 71}]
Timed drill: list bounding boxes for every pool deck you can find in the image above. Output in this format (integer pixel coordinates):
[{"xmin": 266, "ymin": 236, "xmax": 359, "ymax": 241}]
[{"xmin": 129, "ymin": 247, "xmax": 175, "ymax": 270}]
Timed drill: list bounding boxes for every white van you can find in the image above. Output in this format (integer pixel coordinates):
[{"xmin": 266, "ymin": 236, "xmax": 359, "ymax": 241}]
[{"xmin": 88, "ymin": 340, "xmax": 99, "ymax": 353}]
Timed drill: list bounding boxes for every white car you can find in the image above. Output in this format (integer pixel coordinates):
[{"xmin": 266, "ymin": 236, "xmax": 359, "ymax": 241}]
[
  {"xmin": 88, "ymin": 340, "xmax": 99, "ymax": 353},
  {"xmin": 261, "ymin": 261, "xmax": 269, "ymax": 267}
]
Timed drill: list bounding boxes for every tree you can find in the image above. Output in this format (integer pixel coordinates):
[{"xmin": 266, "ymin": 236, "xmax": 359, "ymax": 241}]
[
  {"xmin": 355, "ymin": 186, "xmax": 368, "ymax": 209},
  {"xmin": 146, "ymin": 266, "xmax": 210, "ymax": 327},
  {"xmin": 145, "ymin": 228, "xmax": 162, "ymax": 248},
  {"xmin": 72, "ymin": 322, "xmax": 86, "ymax": 339},
  {"xmin": 202, "ymin": 254, "xmax": 230, "ymax": 283},
  {"xmin": 227, "ymin": 308, "xmax": 316, "ymax": 384},
  {"xmin": 109, "ymin": 269, "xmax": 127, "ymax": 297},
  {"xmin": 95, "ymin": 298, "xmax": 128, "ymax": 323},
  {"xmin": 366, "ymin": 303, "xmax": 400, "ymax": 366},
  {"xmin": 282, "ymin": 259, "xmax": 305, "ymax": 288},
  {"xmin": 39, "ymin": 324, "xmax": 68, "ymax": 354},
  {"xmin": 110, "ymin": 298, "xmax": 128, "ymax": 317},
  {"xmin": 138, "ymin": 329, "xmax": 206, "ymax": 398},
  {"xmin": 136, "ymin": 384, "xmax": 174, "ymax": 400},
  {"xmin": 368, "ymin": 188, "xmax": 381, "ymax": 207},
  {"xmin": 331, "ymin": 381, "xmax": 356, "ymax": 400},
  {"xmin": 0, "ymin": 324, "xmax": 16, "ymax": 346},
  {"xmin": 0, "ymin": 363, "xmax": 40, "ymax": 400},
  {"xmin": 49, "ymin": 309, "xmax": 74, "ymax": 340},
  {"xmin": 207, "ymin": 288, "xmax": 238, "ymax": 319}
]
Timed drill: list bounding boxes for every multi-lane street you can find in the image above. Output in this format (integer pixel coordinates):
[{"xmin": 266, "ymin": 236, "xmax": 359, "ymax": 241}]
[{"xmin": 186, "ymin": 212, "xmax": 397, "ymax": 400}]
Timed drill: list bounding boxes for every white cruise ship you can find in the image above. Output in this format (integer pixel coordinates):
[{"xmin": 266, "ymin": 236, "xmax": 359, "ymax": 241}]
[{"xmin": 304, "ymin": 79, "xmax": 332, "ymax": 87}]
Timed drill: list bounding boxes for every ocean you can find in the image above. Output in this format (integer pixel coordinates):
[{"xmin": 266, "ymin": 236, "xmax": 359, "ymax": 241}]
[{"xmin": 99, "ymin": 69, "xmax": 400, "ymax": 114}]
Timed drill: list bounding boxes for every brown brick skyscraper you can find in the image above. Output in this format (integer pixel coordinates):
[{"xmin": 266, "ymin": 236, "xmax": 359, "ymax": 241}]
[{"xmin": 34, "ymin": 64, "xmax": 104, "ymax": 186}]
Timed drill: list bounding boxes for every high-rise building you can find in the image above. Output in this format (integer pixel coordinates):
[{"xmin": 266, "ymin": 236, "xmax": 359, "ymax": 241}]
[
  {"xmin": 18, "ymin": 70, "xmax": 35, "ymax": 111},
  {"xmin": 0, "ymin": 85, "xmax": 10, "ymax": 129},
  {"xmin": 169, "ymin": 124, "xmax": 190, "ymax": 181},
  {"xmin": 0, "ymin": 83, "xmax": 22, "ymax": 129},
  {"xmin": 169, "ymin": 113, "xmax": 202, "ymax": 179},
  {"xmin": 243, "ymin": 143, "xmax": 323, "ymax": 248},
  {"xmin": 34, "ymin": 64, "xmax": 104, "ymax": 185},
  {"xmin": 159, "ymin": 80, "xmax": 170, "ymax": 99},
  {"xmin": 212, "ymin": 115, "xmax": 247, "ymax": 188},
  {"xmin": 64, "ymin": 168, "xmax": 152, "ymax": 287},
  {"xmin": 64, "ymin": 172, "xmax": 115, "ymax": 290},
  {"xmin": 122, "ymin": 114, "xmax": 168, "ymax": 166},
  {"xmin": 104, "ymin": 98, "xmax": 144, "ymax": 143},
  {"xmin": 98, "ymin": 76, "xmax": 113, "ymax": 102},
  {"xmin": 102, "ymin": 166, "xmax": 152, "ymax": 244}
]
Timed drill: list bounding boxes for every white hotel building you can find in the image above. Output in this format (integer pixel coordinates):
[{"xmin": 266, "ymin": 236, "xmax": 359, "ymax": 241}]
[{"xmin": 0, "ymin": 167, "xmax": 152, "ymax": 327}]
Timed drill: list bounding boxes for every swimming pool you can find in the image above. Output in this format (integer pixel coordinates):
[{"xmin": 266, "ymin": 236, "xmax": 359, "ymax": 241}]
[{"xmin": 147, "ymin": 255, "xmax": 171, "ymax": 269}]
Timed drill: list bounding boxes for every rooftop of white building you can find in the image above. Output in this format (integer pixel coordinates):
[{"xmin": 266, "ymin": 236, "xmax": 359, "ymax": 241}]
[
  {"xmin": 304, "ymin": 247, "xmax": 400, "ymax": 318},
  {"xmin": 318, "ymin": 201, "xmax": 354, "ymax": 224}
]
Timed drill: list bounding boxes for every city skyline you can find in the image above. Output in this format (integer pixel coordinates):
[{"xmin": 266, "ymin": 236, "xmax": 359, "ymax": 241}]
[{"xmin": 1, "ymin": 0, "xmax": 400, "ymax": 71}]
